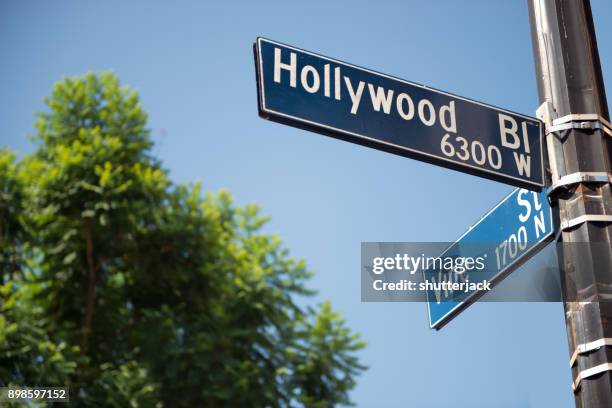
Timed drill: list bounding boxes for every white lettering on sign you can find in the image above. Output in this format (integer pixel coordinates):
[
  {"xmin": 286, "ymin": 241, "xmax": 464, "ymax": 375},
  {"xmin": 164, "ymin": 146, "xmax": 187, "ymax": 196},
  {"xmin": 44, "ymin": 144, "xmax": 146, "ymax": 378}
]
[
  {"xmin": 499, "ymin": 114, "xmax": 533, "ymax": 178},
  {"xmin": 300, "ymin": 65, "xmax": 320, "ymax": 93},
  {"xmin": 274, "ymin": 48, "xmax": 296, "ymax": 87},
  {"xmin": 440, "ymin": 134, "xmax": 503, "ymax": 169},
  {"xmin": 396, "ymin": 93, "xmax": 415, "ymax": 120},
  {"xmin": 344, "ymin": 77, "xmax": 365, "ymax": 115},
  {"xmin": 272, "ymin": 46, "xmax": 536, "ymax": 178},
  {"xmin": 368, "ymin": 84, "xmax": 394, "ymax": 114},
  {"xmin": 440, "ymin": 101, "xmax": 457, "ymax": 133},
  {"xmin": 495, "ymin": 189, "xmax": 546, "ymax": 270},
  {"xmin": 273, "ymin": 47, "xmax": 457, "ymax": 132}
]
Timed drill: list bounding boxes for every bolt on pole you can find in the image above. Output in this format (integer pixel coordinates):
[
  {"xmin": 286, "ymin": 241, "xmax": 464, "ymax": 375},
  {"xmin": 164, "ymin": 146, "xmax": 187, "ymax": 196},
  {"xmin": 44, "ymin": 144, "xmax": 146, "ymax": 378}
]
[{"xmin": 528, "ymin": 0, "xmax": 612, "ymax": 407}]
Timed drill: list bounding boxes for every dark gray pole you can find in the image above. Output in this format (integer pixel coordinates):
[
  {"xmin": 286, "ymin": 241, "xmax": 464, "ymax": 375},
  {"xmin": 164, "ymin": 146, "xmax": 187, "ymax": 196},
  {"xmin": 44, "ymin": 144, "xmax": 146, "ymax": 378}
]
[{"xmin": 528, "ymin": 0, "xmax": 612, "ymax": 406}]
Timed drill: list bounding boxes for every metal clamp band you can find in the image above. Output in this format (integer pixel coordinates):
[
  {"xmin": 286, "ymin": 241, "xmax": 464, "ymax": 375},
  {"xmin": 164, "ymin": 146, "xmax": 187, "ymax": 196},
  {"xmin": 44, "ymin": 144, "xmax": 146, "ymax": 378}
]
[
  {"xmin": 548, "ymin": 121, "xmax": 611, "ymax": 135},
  {"xmin": 561, "ymin": 215, "xmax": 612, "ymax": 231},
  {"xmin": 548, "ymin": 172, "xmax": 612, "ymax": 196},
  {"xmin": 546, "ymin": 114, "xmax": 612, "ymax": 138},
  {"xmin": 573, "ymin": 363, "xmax": 612, "ymax": 392},
  {"xmin": 552, "ymin": 114, "xmax": 612, "ymax": 129},
  {"xmin": 569, "ymin": 337, "xmax": 612, "ymax": 368}
]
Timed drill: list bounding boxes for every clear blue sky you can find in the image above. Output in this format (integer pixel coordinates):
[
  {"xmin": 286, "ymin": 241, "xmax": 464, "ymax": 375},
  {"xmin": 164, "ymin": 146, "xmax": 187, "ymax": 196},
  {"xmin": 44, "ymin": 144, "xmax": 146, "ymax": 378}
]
[{"xmin": 2, "ymin": 1, "xmax": 611, "ymax": 406}]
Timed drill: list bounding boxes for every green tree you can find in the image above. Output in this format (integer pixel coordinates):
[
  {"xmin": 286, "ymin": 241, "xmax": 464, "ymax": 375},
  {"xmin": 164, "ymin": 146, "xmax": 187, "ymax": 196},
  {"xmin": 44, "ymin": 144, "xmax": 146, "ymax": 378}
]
[
  {"xmin": 0, "ymin": 148, "xmax": 25, "ymax": 283},
  {"xmin": 0, "ymin": 149, "xmax": 79, "ymax": 398},
  {"xmin": 1, "ymin": 72, "xmax": 366, "ymax": 406}
]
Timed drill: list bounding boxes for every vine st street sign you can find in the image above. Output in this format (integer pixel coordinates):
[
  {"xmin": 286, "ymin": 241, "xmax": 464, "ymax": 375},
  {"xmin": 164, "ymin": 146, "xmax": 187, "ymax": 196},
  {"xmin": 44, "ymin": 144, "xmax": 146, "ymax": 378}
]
[{"xmin": 426, "ymin": 188, "xmax": 554, "ymax": 330}]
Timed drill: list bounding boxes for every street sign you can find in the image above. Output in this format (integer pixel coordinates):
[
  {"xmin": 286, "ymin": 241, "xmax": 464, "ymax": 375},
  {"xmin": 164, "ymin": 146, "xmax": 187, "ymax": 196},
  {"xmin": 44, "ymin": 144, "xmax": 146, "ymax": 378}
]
[
  {"xmin": 254, "ymin": 38, "xmax": 545, "ymax": 190},
  {"xmin": 425, "ymin": 188, "xmax": 554, "ymax": 330}
]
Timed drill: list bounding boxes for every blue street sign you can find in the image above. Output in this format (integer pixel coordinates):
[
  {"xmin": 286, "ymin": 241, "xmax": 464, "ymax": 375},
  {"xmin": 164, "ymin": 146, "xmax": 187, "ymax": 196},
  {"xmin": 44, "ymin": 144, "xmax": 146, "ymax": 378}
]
[
  {"xmin": 425, "ymin": 188, "xmax": 554, "ymax": 330},
  {"xmin": 255, "ymin": 38, "xmax": 545, "ymax": 190}
]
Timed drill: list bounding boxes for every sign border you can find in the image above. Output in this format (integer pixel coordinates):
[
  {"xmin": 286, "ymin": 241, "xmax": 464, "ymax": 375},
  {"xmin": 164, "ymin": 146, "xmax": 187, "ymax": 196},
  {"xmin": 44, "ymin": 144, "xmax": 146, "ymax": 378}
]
[
  {"xmin": 254, "ymin": 37, "xmax": 545, "ymax": 190},
  {"xmin": 426, "ymin": 187, "xmax": 555, "ymax": 330}
]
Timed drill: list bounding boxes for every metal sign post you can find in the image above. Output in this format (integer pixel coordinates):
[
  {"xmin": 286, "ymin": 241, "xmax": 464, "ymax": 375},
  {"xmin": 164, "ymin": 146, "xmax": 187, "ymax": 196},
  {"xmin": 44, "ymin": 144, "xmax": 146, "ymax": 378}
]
[{"xmin": 529, "ymin": 0, "xmax": 612, "ymax": 406}]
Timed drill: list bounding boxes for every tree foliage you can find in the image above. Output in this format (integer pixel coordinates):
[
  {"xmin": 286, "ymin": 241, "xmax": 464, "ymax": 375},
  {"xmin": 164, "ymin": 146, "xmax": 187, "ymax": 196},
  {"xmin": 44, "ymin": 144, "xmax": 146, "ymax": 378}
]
[{"xmin": 0, "ymin": 72, "xmax": 366, "ymax": 407}]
